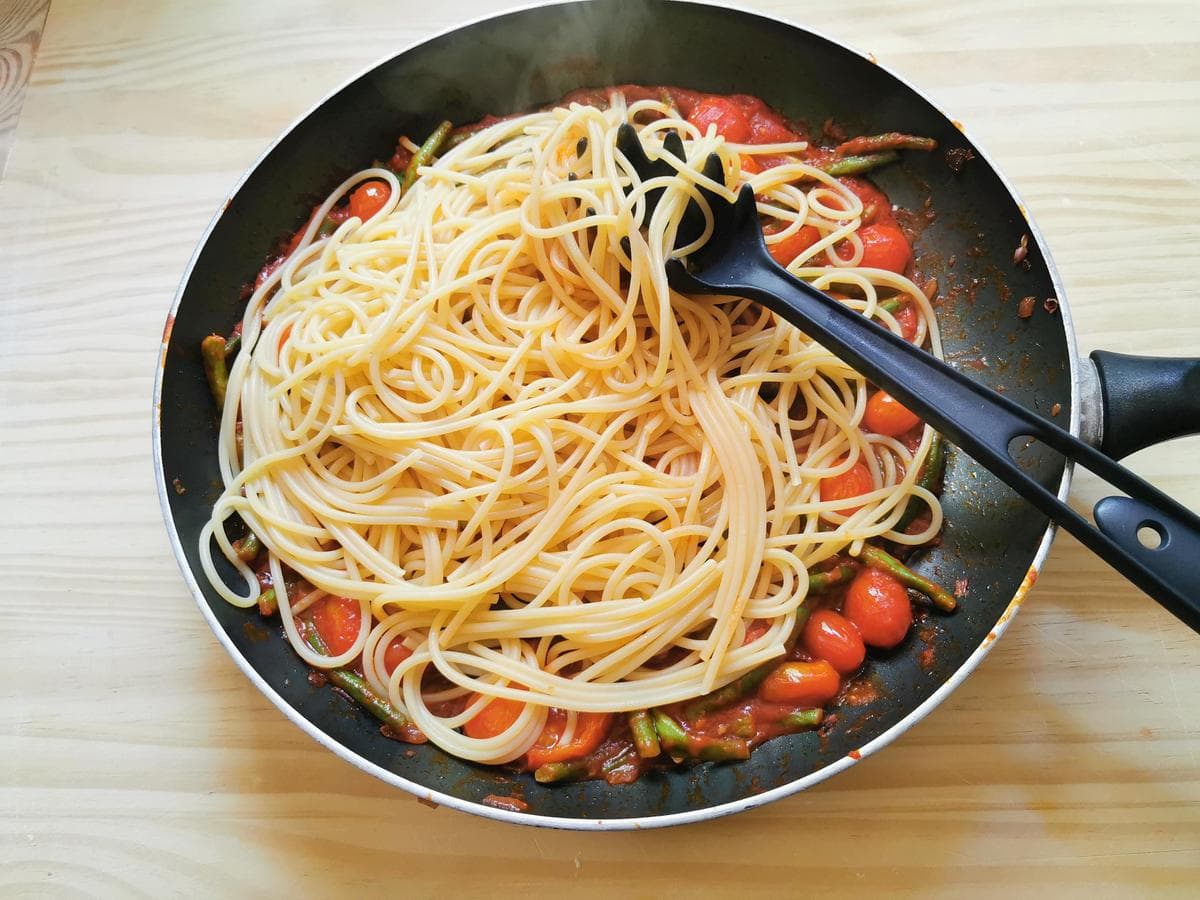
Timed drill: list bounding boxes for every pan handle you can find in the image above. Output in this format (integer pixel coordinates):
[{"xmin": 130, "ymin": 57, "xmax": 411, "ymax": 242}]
[{"xmin": 1091, "ymin": 351, "xmax": 1200, "ymax": 460}]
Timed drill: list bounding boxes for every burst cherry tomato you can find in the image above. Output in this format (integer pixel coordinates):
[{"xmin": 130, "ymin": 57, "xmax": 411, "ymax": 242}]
[
  {"xmin": 802, "ymin": 609, "xmax": 866, "ymax": 674},
  {"xmin": 759, "ymin": 660, "xmax": 841, "ymax": 706},
  {"xmin": 864, "ymin": 391, "xmax": 921, "ymax": 437},
  {"xmin": 349, "ymin": 179, "xmax": 391, "ymax": 220},
  {"xmin": 525, "ymin": 711, "xmax": 613, "ymax": 769},
  {"xmin": 858, "ymin": 224, "xmax": 911, "ymax": 273},
  {"xmin": 310, "ymin": 595, "xmax": 362, "ymax": 656},
  {"xmin": 382, "ymin": 637, "xmax": 412, "ymax": 675},
  {"xmin": 766, "ymin": 224, "xmax": 821, "ymax": 267},
  {"xmin": 464, "ymin": 695, "xmax": 525, "ymax": 739},
  {"xmin": 892, "ymin": 302, "xmax": 919, "ymax": 341},
  {"xmin": 739, "ymin": 153, "xmax": 763, "ymax": 174},
  {"xmin": 820, "ymin": 459, "xmax": 874, "ymax": 515},
  {"xmin": 836, "ymin": 177, "xmax": 895, "ymax": 225},
  {"xmin": 747, "ymin": 109, "xmax": 799, "ymax": 144},
  {"xmin": 844, "ymin": 568, "xmax": 912, "ymax": 648},
  {"xmin": 687, "ymin": 96, "xmax": 751, "ymax": 143}
]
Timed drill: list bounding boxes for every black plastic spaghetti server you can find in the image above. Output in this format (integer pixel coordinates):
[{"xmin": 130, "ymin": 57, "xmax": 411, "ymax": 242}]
[{"xmin": 616, "ymin": 123, "xmax": 1200, "ymax": 631}]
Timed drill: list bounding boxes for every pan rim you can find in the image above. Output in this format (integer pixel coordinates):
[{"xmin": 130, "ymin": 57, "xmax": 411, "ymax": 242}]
[{"xmin": 151, "ymin": 0, "xmax": 1078, "ymax": 830}]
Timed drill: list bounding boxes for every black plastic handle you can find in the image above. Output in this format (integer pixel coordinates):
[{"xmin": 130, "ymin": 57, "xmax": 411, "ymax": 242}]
[
  {"xmin": 1092, "ymin": 350, "xmax": 1200, "ymax": 460},
  {"xmin": 669, "ymin": 185, "xmax": 1200, "ymax": 632}
]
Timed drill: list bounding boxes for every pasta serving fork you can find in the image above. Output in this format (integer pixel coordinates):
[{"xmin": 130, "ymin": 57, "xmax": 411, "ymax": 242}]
[{"xmin": 615, "ymin": 123, "xmax": 1200, "ymax": 630}]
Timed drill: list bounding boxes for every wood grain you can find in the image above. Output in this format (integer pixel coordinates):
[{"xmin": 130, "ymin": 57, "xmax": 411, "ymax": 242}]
[
  {"xmin": 0, "ymin": 0, "xmax": 49, "ymax": 178},
  {"xmin": 1, "ymin": 0, "xmax": 1198, "ymax": 896}
]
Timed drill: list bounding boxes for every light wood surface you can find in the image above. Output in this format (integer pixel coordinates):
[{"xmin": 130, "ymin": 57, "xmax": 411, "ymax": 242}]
[
  {"xmin": 0, "ymin": 0, "xmax": 48, "ymax": 178},
  {"xmin": 2, "ymin": 1, "xmax": 1198, "ymax": 896}
]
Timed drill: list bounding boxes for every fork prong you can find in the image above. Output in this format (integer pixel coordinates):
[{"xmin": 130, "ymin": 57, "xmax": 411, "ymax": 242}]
[{"xmin": 662, "ymin": 130, "xmax": 685, "ymax": 161}]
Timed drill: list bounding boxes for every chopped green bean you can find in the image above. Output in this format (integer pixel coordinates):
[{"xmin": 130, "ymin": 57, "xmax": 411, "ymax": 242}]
[
  {"xmin": 233, "ymin": 531, "xmax": 261, "ymax": 563},
  {"xmin": 823, "ymin": 151, "xmax": 900, "ymax": 177},
  {"xmin": 859, "ymin": 544, "xmax": 957, "ymax": 612},
  {"xmin": 895, "ymin": 432, "xmax": 945, "ymax": 532},
  {"xmin": 683, "ymin": 665, "xmax": 772, "ymax": 722},
  {"xmin": 534, "ymin": 758, "xmax": 590, "ymax": 784},
  {"xmin": 302, "ymin": 627, "xmax": 416, "ymax": 732},
  {"xmin": 256, "ymin": 586, "xmax": 278, "ymax": 617},
  {"xmin": 808, "ymin": 563, "xmax": 857, "ymax": 594},
  {"xmin": 404, "ymin": 120, "xmax": 453, "ymax": 191},
  {"xmin": 200, "ymin": 335, "xmax": 229, "ymax": 410},
  {"xmin": 628, "ymin": 710, "xmax": 661, "ymax": 758}
]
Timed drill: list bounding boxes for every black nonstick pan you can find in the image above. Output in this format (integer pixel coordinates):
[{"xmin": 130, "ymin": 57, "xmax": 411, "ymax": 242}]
[{"xmin": 153, "ymin": 0, "xmax": 1200, "ymax": 828}]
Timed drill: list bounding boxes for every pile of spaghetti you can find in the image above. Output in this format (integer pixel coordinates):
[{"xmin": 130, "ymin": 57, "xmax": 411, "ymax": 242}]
[{"xmin": 201, "ymin": 91, "xmax": 943, "ymax": 767}]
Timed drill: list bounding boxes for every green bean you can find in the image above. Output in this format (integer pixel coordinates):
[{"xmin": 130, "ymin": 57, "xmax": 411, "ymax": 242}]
[
  {"xmin": 895, "ymin": 431, "xmax": 945, "ymax": 532},
  {"xmin": 651, "ymin": 709, "xmax": 689, "ymax": 753},
  {"xmin": 876, "ymin": 297, "xmax": 906, "ymax": 315},
  {"xmin": 859, "ymin": 543, "xmax": 957, "ymax": 612},
  {"xmin": 224, "ymin": 331, "xmax": 241, "ymax": 360},
  {"xmin": 808, "ymin": 563, "xmax": 857, "ymax": 594},
  {"xmin": 822, "ymin": 151, "xmax": 900, "ymax": 177},
  {"xmin": 200, "ymin": 335, "xmax": 229, "ymax": 410},
  {"xmin": 682, "ymin": 664, "xmax": 773, "ymax": 722},
  {"xmin": 233, "ymin": 531, "xmax": 261, "ymax": 563},
  {"xmin": 695, "ymin": 736, "xmax": 751, "ymax": 763},
  {"xmin": 836, "ymin": 133, "xmax": 937, "ymax": 156},
  {"xmin": 256, "ymin": 586, "xmax": 278, "ymax": 617},
  {"xmin": 627, "ymin": 710, "xmax": 661, "ymax": 758},
  {"xmin": 404, "ymin": 120, "xmax": 453, "ymax": 191},
  {"xmin": 302, "ymin": 628, "xmax": 416, "ymax": 732},
  {"xmin": 534, "ymin": 758, "xmax": 589, "ymax": 784},
  {"xmin": 778, "ymin": 708, "xmax": 824, "ymax": 731}
]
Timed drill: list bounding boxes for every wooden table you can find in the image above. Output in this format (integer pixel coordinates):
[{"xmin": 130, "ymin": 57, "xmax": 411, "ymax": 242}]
[{"xmin": 3, "ymin": 1, "xmax": 1198, "ymax": 895}]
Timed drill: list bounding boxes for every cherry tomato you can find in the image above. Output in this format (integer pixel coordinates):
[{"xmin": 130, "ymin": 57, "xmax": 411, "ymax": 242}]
[
  {"xmin": 748, "ymin": 110, "xmax": 799, "ymax": 144},
  {"xmin": 525, "ymin": 710, "xmax": 613, "ymax": 769},
  {"xmin": 739, "ymin": 153, "xmax": 763, "ymax": 174},
  {"xmin": 820, "ymin": 459, "xmax": 874, "ymax": 515},
  {"xmin": 893, "ymin": 301, "xmax": 919, "ymax": 342},
  {"xmin": 766, "ymin": 224, "xmax": 821, "ymax": 267},
  {"xmin": 759, "ymin": 660, "xmax": 841, "ymax": 706},
  {"xmin": 687, "ymin": 97, "xmax": 751, "ymax": 143},
  {"xmin": 349, "ymin": 179, "xmax": 391, "ymax": 220},
  {"xmin": 864, "ymin": 391, "xmax": 921, "ymax": 437},
  {"xmin": 836, "ymin": 177, "xmax": 895, "ymax": 226},
  {"xmin": 310, "ymin": 595, "xmax": 362, "ymax": 656},
  {"xmin": 802, "ymin": 609, "xmax": 866, "ymax": 674},
  {"xmin": 858, "ymin": 224, "xmax": 912, "ymax": 273},
  {"xmin": 844, "ymin": 568, "xmax": 912, "ymax": 648},
  {"xmin": 382, "ymin": 636, "xmax": 412, "ymax": 676},
  {"xmin": 742, "ymin": 617, "xmax": 771, "ymax": 645},
  {"xmin": 464, "ymin": 695, "xmax": 525, "ymax": 739}
]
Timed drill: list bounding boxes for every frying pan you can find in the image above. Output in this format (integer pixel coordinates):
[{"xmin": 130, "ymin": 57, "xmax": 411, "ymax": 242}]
[{"xmin": 152, "ymin": 0, "xmax": 1200, "ymax": 828}]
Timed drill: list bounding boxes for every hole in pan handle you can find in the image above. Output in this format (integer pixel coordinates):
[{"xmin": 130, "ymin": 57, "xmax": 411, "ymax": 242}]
[{"xmin": 668, "ymin": 185, "xmax": 1200, "ymax": 633}]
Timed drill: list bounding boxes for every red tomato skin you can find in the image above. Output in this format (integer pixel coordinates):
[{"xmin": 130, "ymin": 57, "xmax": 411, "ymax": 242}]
[
  {"xmin": 759, "ymin": 660, "xmax": 841, "ymax": 706},
  {"xmin": 688, "ymin": 97, "xmax": 751, "ymax": 143},
  {"xmin": 464, "ymin": 696, "xmax": 525, "ymax": 740},
  {"xmin": 310, "ymin": 595, "xmax": 362, "ymax": 656},
  {"xmin": 820, "ymin": 460, "xmax": 874, "ymax": 515},
  {"xmin": 748, "ymin": 110, "xmax": 799, "ymax": 144},
  {"xmin": 893, "ymin": 302, "xmax": 919, "ymax": 341},
  {"xmin": 739, "ymin": 153, "xmax": 763, "ymax": 174},
  {"xmin": 864, "ymin": 391, "xmax": 922, "ymax": 437},
  {"xmin": 767, "ymin": 225, "xmax": 821, "ymax": 267},
  {"xmin": 802, "ymin": 610, "xmax": 866, "ymax": 674},
  {"xmin": 858, "ymin": 224, "xmax": 912, "ymax": 273},
  {"xmin": 525, "ymin": 711, "xmax": 613, "ymax": 768},
  {"xmin": 837, "ymin": 177, "xmax": 895, "ymax": 226},
  {"xmin": 349, "ymin": 180, "xmax": 391, "ymax": 220},
  {"xmin": 844, "ymin": 569, "xmax": 912, "ymax": 648},
  {"xmin": 383, "ymin": 637, "xmax": 412, "ymax": 676}
]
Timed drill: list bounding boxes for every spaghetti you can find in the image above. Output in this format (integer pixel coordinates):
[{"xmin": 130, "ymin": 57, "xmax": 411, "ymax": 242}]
[{"xmin": 201, "ymin": 90, "xmax": 944, "ymax": 767}]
